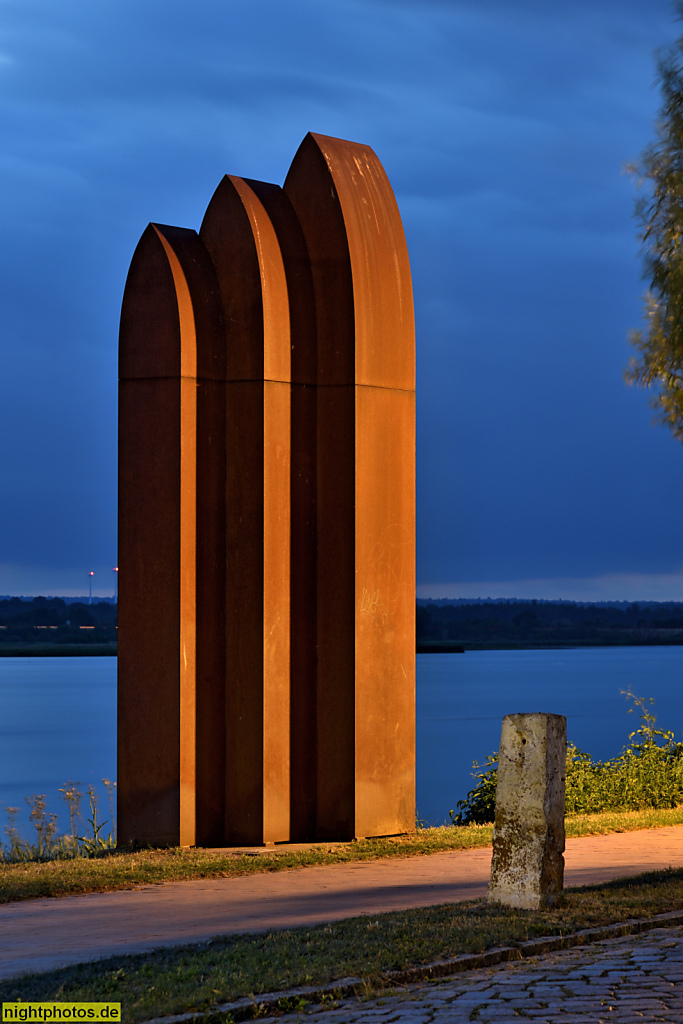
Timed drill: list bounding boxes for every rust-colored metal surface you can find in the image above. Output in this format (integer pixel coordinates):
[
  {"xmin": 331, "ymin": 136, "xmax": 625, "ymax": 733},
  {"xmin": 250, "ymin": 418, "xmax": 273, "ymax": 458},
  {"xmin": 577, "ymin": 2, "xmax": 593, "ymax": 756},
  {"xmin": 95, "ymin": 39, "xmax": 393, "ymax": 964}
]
[
  {"xmin": 244, "ymin": 179, "xmax": 319, "ymax": 841},
  {"xmin": 285, "ymin": 133, "xmax": 415, "ymax": 839},
  {"xmin": 200, "ymin": 176, "xmax": 292, "ymax": 845},
  {"xmin": 118, "ymin": 224, "xmax": 225, "ymax": 848},
  {"xmin": 118, "ymin": 134, "xmax": 415, "ymax": 846}
]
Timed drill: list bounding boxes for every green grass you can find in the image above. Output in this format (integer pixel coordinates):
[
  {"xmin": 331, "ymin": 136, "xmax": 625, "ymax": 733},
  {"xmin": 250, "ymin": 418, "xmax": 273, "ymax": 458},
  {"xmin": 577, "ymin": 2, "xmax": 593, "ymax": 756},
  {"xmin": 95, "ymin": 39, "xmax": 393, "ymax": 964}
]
[
  {"xmin": 4, "ymin": 806, "xmax": 683, "ymax": 905},
  {"xmin": 565, "ymin": 805, "xmax": 683, "ymax": 836},
  {"xmin": 3, "ymin": 867, "xmax": 683, "ymax": 1022},
  {"xmin": 0, "ymin": 827, "xmax": 491, "ymax": 903}
]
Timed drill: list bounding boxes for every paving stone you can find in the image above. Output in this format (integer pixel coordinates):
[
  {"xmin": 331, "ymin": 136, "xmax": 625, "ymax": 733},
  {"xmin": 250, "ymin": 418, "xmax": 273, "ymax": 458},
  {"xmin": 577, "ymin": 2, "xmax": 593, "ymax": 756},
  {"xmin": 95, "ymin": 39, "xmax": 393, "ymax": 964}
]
[
  {"xmin": 538, "ymin": 1017, "xmax": 592, "ymax": 1023},
  {"xmin": 474, "ymin": 1016, "xmax": 525, "ymax": 1023},
  {"xmin": 449, "ymin": 996, "xmax": 489, "ymax": 1005},
  {"xmin": 430, "ymin": 1013, "xmax": 470, "ymax": 1022},
  {"xmin": 255, "ymin": 925, "xmax": 683, "ymax": 1024},
  {"xmin": 565, "ymin": 998, "xmax": 618, "ymax": 1006},
  {"xmin": 612, "ymin": 996, "xmax": 668, "ymax": 1004}
]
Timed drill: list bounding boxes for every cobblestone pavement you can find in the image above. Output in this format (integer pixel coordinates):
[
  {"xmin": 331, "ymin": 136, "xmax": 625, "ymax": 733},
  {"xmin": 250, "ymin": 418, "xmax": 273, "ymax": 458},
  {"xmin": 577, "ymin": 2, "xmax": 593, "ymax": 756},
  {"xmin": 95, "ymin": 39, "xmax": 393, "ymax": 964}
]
[{"xmin": 259, "ymin": 925, "xmax": 683, "ymax": 1024}]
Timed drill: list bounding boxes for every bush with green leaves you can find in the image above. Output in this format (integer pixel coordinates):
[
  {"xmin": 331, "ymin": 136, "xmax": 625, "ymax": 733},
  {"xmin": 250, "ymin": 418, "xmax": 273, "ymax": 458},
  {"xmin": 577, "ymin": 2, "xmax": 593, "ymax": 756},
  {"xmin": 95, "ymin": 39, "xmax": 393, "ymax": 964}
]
[{"xmin": 450, "ymin": 691, "xmax": 683, "ymax": 825}]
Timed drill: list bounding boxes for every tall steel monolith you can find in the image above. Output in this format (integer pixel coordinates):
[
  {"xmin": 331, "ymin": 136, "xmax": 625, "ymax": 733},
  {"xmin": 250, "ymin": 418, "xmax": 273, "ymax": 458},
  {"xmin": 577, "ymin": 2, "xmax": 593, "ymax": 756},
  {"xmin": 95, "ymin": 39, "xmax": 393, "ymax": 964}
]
[{"xmin": 118, "ymin": 133, "xmax": 415, "ymax": 847}]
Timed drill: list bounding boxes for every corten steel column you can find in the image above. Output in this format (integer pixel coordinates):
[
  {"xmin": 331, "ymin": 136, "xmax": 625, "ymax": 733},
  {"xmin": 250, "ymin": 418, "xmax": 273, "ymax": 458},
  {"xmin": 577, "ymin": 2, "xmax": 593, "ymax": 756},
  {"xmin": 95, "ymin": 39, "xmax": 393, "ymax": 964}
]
[
  {"xmin": 200, "ymin": 175, "xmax": 316, "ymax": 844},
  {"xmin": 284, "ymin": 133, "xmax": 416, "ymax": 839},
  {"xmin": 118, "ymin": 224, "xmax": 226, "ymax": 848},
  {"xmin": 241, "ymin": 180, "xmax": 319, "ymax": 842},
  {"xmin": 118, "ymin": 133, "xmax": 415, "ymax": 847}
]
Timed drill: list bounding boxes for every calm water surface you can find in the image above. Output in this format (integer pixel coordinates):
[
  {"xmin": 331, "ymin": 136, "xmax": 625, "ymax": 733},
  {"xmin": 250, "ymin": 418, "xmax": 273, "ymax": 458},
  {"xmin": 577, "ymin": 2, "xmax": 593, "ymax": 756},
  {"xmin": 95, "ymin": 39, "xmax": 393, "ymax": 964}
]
[
  {"xmin": 0, "ymin": 657, "xmax": 116, "ymax": 828},
  {"xmin": 417, "ymin": 646, "xmax": 683, "ymax": 824},
  {"xmin": 1, "ymin": 647, "xmax": 682, "ymax": 831}
]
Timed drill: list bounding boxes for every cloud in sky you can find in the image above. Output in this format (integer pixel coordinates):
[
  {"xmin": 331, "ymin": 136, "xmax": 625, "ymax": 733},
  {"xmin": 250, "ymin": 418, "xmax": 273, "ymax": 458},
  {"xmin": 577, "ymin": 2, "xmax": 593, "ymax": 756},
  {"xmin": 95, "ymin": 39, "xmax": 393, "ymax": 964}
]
[
  {"xmin": 0, "ymin": 0, "xmax": 682, "ymax": 597},
  {"xmin": 417, "ymin": 569, "xmax": 683, "ymax": 604}
]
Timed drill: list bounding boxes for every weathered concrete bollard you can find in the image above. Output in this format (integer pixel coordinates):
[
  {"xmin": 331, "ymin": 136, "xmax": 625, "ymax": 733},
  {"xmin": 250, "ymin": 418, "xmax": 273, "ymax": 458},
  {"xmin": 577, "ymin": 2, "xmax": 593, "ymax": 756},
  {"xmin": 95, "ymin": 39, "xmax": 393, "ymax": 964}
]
[{"xmin": 488, "ymin": 713, "xmax": 566, "ymax": 910}]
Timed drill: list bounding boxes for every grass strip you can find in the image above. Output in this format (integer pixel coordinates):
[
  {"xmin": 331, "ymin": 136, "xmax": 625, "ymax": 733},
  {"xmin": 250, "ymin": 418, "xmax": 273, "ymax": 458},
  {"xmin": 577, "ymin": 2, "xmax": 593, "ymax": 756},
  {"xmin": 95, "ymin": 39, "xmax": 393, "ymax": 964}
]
[
  {"xmin": 3, "ymin": 807, "xmax": 683, "ymax": 904},
  {"xmin": 564, "ymin": 805, "xmax": 683, "ymax": 836},
  {"xmin": 3, "ymin": 868, "xmax": 683, "ymax": 1022},
  {"xmin": 0, "ymin": 827, "xmax": 492, "ymax": 904}
]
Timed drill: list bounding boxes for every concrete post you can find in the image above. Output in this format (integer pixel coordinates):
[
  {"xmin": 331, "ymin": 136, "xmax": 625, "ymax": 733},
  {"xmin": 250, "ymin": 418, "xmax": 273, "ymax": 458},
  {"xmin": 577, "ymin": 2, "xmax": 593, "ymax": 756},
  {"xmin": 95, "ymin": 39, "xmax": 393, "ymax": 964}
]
[{"xmin": 488, "ymin": 713, "xmax": 566, "ymax": 910}]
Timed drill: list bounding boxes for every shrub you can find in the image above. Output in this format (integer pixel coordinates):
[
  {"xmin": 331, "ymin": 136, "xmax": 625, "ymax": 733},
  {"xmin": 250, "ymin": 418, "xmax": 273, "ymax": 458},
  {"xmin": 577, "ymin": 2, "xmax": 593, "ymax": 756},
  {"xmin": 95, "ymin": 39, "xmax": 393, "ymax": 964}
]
[{"xmin": 450, "ymin": 691, "xmax": 683, "ymax": 825}]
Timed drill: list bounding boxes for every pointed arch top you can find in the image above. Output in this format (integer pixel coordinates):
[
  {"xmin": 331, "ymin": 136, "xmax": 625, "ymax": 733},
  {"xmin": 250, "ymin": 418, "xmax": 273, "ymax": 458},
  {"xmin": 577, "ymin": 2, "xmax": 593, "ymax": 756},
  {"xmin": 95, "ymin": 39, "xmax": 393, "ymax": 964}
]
[{"xmin": 285, "ymin": 132, "xmax": 414, "ymax": 390}]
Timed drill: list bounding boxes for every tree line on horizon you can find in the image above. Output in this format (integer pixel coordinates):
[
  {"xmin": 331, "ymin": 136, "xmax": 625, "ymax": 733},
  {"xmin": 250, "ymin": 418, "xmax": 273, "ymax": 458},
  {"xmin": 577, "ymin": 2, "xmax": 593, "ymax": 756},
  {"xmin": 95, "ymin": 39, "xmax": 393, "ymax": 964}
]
[
  {"xmin": 417, "ymin": 599, "xmax": 683, "ymax": 649},
  {"xmin": 3, "ymin": 596, "xmax": 683, "ymax": 650},
  {"xmin": 0, "ymin": 596, "xmax": 116, "ymax": 646}
]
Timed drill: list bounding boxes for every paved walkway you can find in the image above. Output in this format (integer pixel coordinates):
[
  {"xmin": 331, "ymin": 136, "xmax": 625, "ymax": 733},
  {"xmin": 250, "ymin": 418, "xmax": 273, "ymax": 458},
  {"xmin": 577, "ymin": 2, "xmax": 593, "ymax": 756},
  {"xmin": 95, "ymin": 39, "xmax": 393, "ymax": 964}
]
[
  {"xmin": 2, "ymin": 826, "xmax": 683, "ymax": 980},
  {"xmin": 260, "ymin": 924, "xmax": 683, "ymax": 1024}
]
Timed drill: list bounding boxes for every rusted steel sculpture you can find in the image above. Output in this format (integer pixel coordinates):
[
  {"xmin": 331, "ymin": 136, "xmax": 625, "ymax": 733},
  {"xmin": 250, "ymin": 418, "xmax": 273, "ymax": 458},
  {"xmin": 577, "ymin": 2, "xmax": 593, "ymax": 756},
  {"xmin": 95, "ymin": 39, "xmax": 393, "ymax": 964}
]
[{"xmin": 118, "ymin": 133, "xmax": 415, "ymax": 847}]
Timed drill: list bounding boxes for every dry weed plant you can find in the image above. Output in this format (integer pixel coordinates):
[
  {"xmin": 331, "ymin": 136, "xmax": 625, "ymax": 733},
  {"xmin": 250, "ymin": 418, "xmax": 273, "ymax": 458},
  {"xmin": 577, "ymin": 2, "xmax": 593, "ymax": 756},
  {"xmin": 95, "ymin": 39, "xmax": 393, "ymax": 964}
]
[{"xmin": 1, "ymin": 780, "xmax": 116, "ymax": 862}]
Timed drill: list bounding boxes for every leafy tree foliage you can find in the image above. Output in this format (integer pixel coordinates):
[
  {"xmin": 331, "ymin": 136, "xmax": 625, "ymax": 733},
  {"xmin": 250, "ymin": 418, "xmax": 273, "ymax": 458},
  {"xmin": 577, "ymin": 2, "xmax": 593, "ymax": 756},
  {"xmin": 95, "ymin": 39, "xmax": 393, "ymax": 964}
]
[
  {"xmin": 627, "ymin": 5, "xmax": 683, "ymax": 440},
  {"xmin": 416, "ymin": 599, "xmax": 683, "ymax": 647}
]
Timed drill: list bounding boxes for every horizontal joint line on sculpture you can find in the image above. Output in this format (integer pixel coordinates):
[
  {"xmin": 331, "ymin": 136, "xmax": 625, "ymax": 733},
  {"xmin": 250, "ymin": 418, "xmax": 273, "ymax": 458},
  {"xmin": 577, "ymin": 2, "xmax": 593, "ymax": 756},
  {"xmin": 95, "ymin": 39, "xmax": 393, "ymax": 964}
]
[
  {"xmin": 119, "ymin": 375, "xmax": 299, "ymax": 384},
  {"xmin": 119, "ymin": 376, "xmax": 415, "ymax": 391},
  {"xmin": 317, "ymin": 382, "xmax": 415, "ymax": 393}
]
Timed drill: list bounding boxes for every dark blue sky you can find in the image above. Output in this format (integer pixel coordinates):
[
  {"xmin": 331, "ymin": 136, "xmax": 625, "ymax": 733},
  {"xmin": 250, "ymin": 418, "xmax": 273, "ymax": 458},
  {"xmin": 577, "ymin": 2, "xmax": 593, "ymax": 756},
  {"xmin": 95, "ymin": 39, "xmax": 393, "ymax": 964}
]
[{"xmin": 1, "ymin": 0, "xmax": 682, "ymax": 601}]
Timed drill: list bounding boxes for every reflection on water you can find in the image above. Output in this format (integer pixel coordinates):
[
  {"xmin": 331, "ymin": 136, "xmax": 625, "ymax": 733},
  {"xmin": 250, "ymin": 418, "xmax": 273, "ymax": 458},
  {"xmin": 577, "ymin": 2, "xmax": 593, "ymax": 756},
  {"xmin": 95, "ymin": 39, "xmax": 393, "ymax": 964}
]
[{"xmin": 1, "ymin": 647, "xmax": 682, "ymax": 831}]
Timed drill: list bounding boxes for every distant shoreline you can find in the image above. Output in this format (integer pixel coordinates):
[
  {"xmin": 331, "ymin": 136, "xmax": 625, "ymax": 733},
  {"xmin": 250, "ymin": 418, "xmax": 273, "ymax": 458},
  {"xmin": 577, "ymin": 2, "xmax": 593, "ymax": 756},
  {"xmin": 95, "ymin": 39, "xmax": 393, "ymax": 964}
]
[
  {"xmin": 0, "ymin": 644, "xmax": 116, "ymax": 657},
  {"xmin": 419, "ymin": 639, "xmax": 683, "ymax": 652},
  {"xmin": 3, "ymin": 597, "xmax": 683, "ymax": 657},
  {"xmin": 3, "ymin": 638, "xmax": 683, "ymax": 657}
]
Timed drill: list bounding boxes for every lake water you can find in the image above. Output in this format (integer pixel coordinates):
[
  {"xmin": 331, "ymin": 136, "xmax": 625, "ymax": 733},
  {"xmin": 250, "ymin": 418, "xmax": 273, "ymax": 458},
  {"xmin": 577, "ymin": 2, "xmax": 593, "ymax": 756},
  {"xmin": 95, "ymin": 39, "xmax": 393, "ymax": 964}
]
[
  {"xmin": 1, "ymin": 646, "xmax": 682, "ymax": 834},
  {"xmin": 0, "ymin": 657, "xmax": 117, "ymax": 834},
  {"xmin": 417, "ymin": 646, "xmax": 683, "ymax": 824}
]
